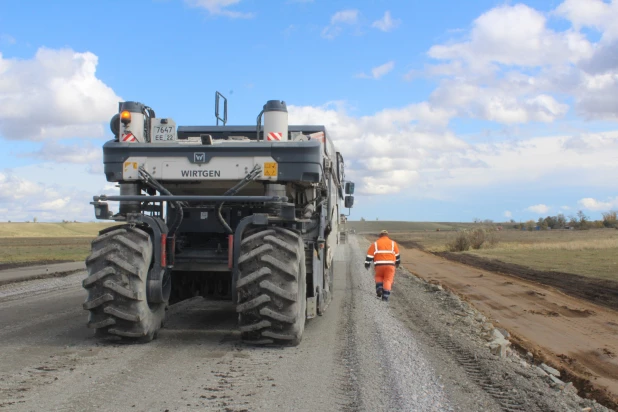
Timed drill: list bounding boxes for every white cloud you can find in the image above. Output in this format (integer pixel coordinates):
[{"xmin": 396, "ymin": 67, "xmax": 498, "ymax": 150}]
[
  {"xmin": 428, "ymin": 4, "xmax": 593, "ymax": 68},
  {"xmin": 287, "ymin": 103, "xmax": 618, "ymax": 199},
  {"xmin": 426, "ymin": 131, "xmax": 618, "ymax": 194},
  {"xmin": 289, "ymin": 102, "xmax": 473, "ymax": 195},
  {"xmin": 563, "ymin": 131, "xmax": 618, "ymax": 152},
  {"xmin": 356, "ymin": 61, "xmax": 395, "ymax": 80},
  {"xmin": 526, "ymin": 204, "xmax": 550, "ymax": 214},
  {"xmin": 322, "ymin": 9, "xmax": 359, "ymax": 39},
  {"xmin": 578, "ymin": 197, "xmax": 618, "ymax": 211},
  {"xmin": 21, "ymin": 141, "xmax": 101, "ymax": 165},
  {"xmin": 422, "ymin": 1, "xmax": 618, "ymax": 123},
  {"xmin": 0, "ymin": 48, "xmax": 121, "ymax": 141},
  {"xmin": 561, "ymin": 206, "xmax": 571, "ymax": 211},
  {"xmin": 0, "ymin": 172, "xmax": 40, "ymax": 201},
  {"xmin": 331, "ymin": 9, "xmax": 359, "ymax": 24},
  {"xmin": 39, "ymin": 197, "xmax": 71, "ymax": 211},
  {"xmin": 572, "ymin": 69, "xmax": 618, "ymax": 120},
  {"xmin": 0, "ymin": 171, "xmax": 83, "ymax": 221},
  {"xmin": 372, "ymin": 11, "xmax": 401, "ymax": 32},
  {"xmin": 183, "ymin": 0, "xmax": 253, "ymax": 18},
  {"xmin": 372, "ymin": 61, "xmax": 395, "ymax": 79},
  {"xmin": 504, "ymin": 210, "xmax": 512, "ymax": 218},
  {"xmin": 0, "ymin": 166, "xmax": 117, "ymax": 222},
  {"xmin": 554, "ymin": 0, "xmax": 618, "ymax": 39},
  {"xmin": 430, "ymin": 81, "xmax": 569, "ymax": 124}
]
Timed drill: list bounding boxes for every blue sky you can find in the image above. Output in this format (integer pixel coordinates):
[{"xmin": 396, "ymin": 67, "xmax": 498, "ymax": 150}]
[{"xmin": 1, "ymin": 0, "xmax": 618, "ymax": 223}]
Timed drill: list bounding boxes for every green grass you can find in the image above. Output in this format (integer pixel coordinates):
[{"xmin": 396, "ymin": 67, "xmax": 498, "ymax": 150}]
[
  {"xmin": 0, "ymin": 222, "xmax": 121, "ymax": 265},
  {"xmin": 391, "ymin": 227, "xmax": 618, "ymax": 282},
  {"xmin": 6, "ymin": 221, "xmax": 616, "ymax": 281},
  {"xmin": 0, "ymin": 222, "xmax": 118, "ymax": 238},
  {"xmin": 0, "ymin": 237, "xmax": 96, "ymax": 265},
  {"xmin": 346, "ymin": 220, "xmax": 476, "ymax": 233},
  {"xmin": 387, "ymin": 231, "xmax": 465, "ymax": 251},
  {"xmin": 467, "ymin": 248, "xmax": 618, "ymax": 281}
]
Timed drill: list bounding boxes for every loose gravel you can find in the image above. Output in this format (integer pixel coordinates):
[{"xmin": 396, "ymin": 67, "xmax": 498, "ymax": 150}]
[
  {"xmin": 345, "ymin": 236, "xmax": 489, "ymax": 411},
  {"xmin": 0, "ymin": 271, "xmax": 84, "ymax": 303},
  {"xmin": 355, "ymin": 235, "xmax": 612, "ymax": 412}
]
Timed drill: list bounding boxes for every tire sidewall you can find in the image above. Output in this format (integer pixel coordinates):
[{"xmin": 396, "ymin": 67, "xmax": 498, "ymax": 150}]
[{"xmin": 295, "ymin": 240, "xmax": 307, "ymax": 341}]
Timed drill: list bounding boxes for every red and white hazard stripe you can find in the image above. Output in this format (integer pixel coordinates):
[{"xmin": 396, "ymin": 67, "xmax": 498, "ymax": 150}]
[
  {"xmin": 309, "ymin": 131, "xmax": 325, "ymax": 143},
  {"xmin": 122, "ymin": 132, "xmax": 137, "ymax": 142},
  {"xmin": 267, "ymin": 132, "xmax": 282, "ymax": 141}
]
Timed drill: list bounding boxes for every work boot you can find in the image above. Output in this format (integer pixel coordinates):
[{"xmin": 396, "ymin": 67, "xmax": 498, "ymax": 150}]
[
  {"xmin": 382, "ymin": 290, "xmax": 391, "ymax": 302},
  {"xmin": 375, "ymin": 282, "xmax": 383, "ymax": 298}
]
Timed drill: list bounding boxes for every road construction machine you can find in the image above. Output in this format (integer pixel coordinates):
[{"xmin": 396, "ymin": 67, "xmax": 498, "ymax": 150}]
[{"xmin": 83, "ymin": 93, "xmax": 355, "ymax": 346}]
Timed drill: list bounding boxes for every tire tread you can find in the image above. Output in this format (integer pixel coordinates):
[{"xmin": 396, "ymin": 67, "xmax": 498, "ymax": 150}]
[
  {"xmin": 82, "ymin": 225, "xmax": 165, "ymax": 343},
  {"xmin": 236, "ymin": 227, "xmax": 306, "ymax": 346}
]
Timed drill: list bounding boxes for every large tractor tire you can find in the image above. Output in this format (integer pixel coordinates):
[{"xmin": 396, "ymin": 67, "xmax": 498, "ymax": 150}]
[
  {"xmin": 82, "ymin": 226, "xmax": 166, "ymax": 343},
  {"xmin": 236, "ymin": 227, "xmax": 307, "ymax": 346}
]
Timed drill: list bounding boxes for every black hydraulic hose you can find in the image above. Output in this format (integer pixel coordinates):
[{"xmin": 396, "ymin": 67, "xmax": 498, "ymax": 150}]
[
  {"xmin": 224, "ymin": 165, "xmax": 262, "ymax": 196},
  {"xmin": 217, "ymin": 202, "xmax": 233, "ymax": 235},
  {"xmin": 132, "ymin": 165, "xmax": 268, "ymax": 236},
  {"xmin": 256, "ymin": 110, "xmax": 264, "ymax": 141},
  {"xmin": 216, "ymin": 164, "xmax": 263, "ymax": 235},
  {"xmin": 168, "ymin": 202, "xmax": 183, "ymax": 237},
  {"xmin": 139, "ymin": 167, "xmax": 188, "ymax": 207},
  {"xmin": 144, "ymin": 106, "xmax": 156, "ymax": 118},
  {"xmin": 142, "ymin": 107, "xmax": 155, "ymax": 142},
  {"xmin": 137, "ymin": 166, "xmax": 184, "ymax": 236}
]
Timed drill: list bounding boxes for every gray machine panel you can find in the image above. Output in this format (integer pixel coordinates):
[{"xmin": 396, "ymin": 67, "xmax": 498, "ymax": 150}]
[
  {"xmin": 102, "ymin": 138, "xmax": 323, "ymax": 183},
  {"xmin": 177, "ymin": 125, "xmax": 327, "ymax": 141}
]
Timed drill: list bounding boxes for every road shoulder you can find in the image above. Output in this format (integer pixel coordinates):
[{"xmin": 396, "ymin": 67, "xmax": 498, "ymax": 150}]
[
  {"xmin": 0, "ymin": 262, "xmax": 85, "ymax": 286},
  {"xmin": 397, "ymin": 244, "xmax": 618, "ymax": 411}
]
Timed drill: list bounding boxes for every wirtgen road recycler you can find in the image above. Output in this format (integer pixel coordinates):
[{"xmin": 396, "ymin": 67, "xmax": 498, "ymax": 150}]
[{"xmin": 83, "ymin": 93, "xmax": 355, "ymax": 346}]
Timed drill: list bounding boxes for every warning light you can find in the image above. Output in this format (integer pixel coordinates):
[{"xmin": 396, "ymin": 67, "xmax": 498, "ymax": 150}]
[{"xmin": 120, "ymin": 110, "xmax": 131, "ymax": 125}]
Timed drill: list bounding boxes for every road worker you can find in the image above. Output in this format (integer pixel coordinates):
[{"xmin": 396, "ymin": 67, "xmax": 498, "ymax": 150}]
[{"xmin": 364, "ymin": 230, "xmax": 400, "ymax": 301}]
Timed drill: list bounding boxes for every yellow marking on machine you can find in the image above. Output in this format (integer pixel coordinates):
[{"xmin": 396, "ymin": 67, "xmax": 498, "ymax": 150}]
[
  {"xmin": 263, "ymin": 162, "xmax": 278, "ymax": 177},
  {"xmin": 124, "ymin": 161, "xmax": 138, "ymax": 172}
]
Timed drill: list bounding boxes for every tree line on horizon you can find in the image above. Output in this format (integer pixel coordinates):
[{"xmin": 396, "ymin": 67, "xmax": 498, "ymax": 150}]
[{"xmin": 506, "ymin": 210, "xmax": 617, "ymax": 230}]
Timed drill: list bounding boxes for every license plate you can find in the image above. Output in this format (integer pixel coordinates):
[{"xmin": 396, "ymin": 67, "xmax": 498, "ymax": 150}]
[{"xmin": 150, "ymin": 118, "xmax": 177, "ymax": 143}]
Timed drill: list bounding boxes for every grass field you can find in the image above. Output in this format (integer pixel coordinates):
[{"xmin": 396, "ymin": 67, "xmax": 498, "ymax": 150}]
[
  {"xmin": 0, "ymin": 237, "xmax": 96, "ymax": 265},
  {"xmin": 0, "ymin": 222, "xmax": 118, "ymax": 238},
  {"xmin": 0, "ymin": 222, "xmax": 120, "ymax": 266},
  {"xmin": 3, "ymin": 221, "xmax": 617, "ymax": 282},
  {"xmin": 346, "ymin": 220, "xmax": 476, "ymax": 233},
  {"xmin": 387, "ymin": 227, "xmax": 618, "ymax": 282}
]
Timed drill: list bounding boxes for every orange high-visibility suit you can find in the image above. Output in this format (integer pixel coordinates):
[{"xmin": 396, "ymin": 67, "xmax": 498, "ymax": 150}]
[{"xmin": 365, "ymin": 233, "xmax": 400, "ymax": 301}]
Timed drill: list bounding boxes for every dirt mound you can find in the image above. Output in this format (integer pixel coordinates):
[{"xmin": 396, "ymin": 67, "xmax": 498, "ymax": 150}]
[{"xmin": 434, "ymin": 251, "xmax": 618, "ymax": 311}]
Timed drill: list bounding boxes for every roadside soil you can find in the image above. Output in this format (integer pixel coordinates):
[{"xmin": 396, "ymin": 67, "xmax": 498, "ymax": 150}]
[
  {"xmin": 0, "ymin": 260, "xmax": 73, "ymax": 271},
  {"xmin": 396, "ymin": 243, "xmax": 618, "ymax": 409},
  {"xmin": 396, "ymin": 240, "xmax": 618, "ymax": 311}
]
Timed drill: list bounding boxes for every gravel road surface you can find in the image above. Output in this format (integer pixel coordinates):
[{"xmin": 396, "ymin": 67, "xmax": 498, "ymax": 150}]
[
  {"xmin": 0, "ymin": 262, "xmax": 85, "ymax": 286},
  {"xmin": 0, "ymin": 237, "xmax": 607, "ymax": 411}
]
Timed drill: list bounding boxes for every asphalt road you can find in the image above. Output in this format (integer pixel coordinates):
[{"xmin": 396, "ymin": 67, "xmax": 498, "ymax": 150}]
[{"xmin": 0, "ymin": 237, "xmax": 501, "ymax": 412}]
